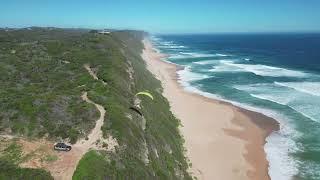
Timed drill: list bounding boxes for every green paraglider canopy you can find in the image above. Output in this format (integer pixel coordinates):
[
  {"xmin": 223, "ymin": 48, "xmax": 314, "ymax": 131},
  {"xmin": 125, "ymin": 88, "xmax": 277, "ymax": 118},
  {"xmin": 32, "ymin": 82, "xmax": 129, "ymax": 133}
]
[{"xmin": 135, "ymin": 91, "xmax": 154, "ymax": 100}]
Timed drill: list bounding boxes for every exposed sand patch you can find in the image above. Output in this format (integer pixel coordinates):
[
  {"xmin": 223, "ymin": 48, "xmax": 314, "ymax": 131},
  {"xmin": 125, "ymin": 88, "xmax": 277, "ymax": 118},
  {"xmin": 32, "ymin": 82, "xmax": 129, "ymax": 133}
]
[
  {"xmin": 84, "ymin": 64, "xmax": 107, "ymax": 85},
  {"xmin": 84, "ymin": 64, "xmax": 99, "ymax": 80}
]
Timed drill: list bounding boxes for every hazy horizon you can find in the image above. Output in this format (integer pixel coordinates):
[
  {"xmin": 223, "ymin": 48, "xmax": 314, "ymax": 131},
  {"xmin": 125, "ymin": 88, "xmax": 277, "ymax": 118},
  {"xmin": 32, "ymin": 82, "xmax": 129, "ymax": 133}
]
[{"xmin": 1, "ymin": 0, "xmax": 320, "ymax": 34}]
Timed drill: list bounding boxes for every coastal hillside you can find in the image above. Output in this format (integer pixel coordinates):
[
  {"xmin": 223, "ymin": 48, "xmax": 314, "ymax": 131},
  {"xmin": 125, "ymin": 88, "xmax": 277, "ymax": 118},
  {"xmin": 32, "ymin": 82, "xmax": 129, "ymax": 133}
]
[{"xmin": 0, "ymin": 28, "xmax": 192, "ymax": 179}]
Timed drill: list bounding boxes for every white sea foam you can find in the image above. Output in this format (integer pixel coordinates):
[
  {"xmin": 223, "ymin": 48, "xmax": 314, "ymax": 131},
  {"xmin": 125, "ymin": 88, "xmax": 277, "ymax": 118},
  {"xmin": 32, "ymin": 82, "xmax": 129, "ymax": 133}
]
[
  {"xmin": 161, "ymin": 41, "xmax": 174, "ymax": 45},
  {"xmin": 225, "ymin": 61, "xmax": 308, "ymax": 77},
  {"xmin": 177, "ymin": 66, "xmax": 211, "ymax": 82},
  {"xmin": 265, "ymin": 131, "xmax": 299, "ymax": 180},
  {"xmin": 158, "ymin": 45, "xmax": 187, "ymax": 49},
  {"xmin": 153, "ymin": 39, "xmax": 188, "ymax": 49},
  {"xmin": 215, "ymin": 53, "xmax": 229, "ymax": 57},
  {"xmin": 193, "ymin": 60, "xmax": 212, "ymax": 65},
  {"xmin": 235, "ymin": 83, "xmax": 320, "ymax": 122},
  {"xmin": 248, "ymin": 93, "xmax": 320, "ymax": 122},
  {"xmin": 169, "ymin": 52, "xmax": 218, "ymax": 59},
  {"xmin": 209, "ymin": 61, "xmax": 242, "ymax": 72},
  {"xmin": 275, "ymin": 82, "xmax": 320, "ymax": 97},
  {"xmin": 209, "ymin": 60, "xmax": 308, "ymax": 77},
  {"xmin": 168, "ymin": 54, "xmax": 190, "ymax": 59},
  {"xmin": 193, "ymin": 60, "xmax": 220, "ymax": 65},
  {"xmin": 250, "ymin": 94, "xmax": 290, "ymax": 106}
]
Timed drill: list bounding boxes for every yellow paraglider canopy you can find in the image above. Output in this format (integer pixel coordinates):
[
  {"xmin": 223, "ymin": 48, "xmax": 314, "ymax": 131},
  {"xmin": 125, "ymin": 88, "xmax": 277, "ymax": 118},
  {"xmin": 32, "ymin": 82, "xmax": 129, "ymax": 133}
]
[{"xmin": 135, "ymin": 91, "xmax": 154, "ymax": 100}]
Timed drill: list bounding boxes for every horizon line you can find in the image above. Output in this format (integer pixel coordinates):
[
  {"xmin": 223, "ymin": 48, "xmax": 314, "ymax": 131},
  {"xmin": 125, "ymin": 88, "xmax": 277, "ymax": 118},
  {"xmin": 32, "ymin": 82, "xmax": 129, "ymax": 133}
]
[{"xmin": 1, "ymin": 25, "xmax": 320, "ymax": 35}]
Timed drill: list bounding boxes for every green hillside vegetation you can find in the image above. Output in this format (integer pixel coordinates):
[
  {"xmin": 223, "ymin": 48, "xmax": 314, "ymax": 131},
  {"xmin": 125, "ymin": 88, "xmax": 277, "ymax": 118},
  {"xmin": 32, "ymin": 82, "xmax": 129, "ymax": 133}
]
[
  {"xmin": 0, "ymin": 160, "xmax": 53, "ymax": 180},
  {"xmin": 0, "ymin": 28, "xmax": 192, "ymax": 179},
  {"xmin": 0, "ymin": 28, "xmax": 100, "ymax": 143}
]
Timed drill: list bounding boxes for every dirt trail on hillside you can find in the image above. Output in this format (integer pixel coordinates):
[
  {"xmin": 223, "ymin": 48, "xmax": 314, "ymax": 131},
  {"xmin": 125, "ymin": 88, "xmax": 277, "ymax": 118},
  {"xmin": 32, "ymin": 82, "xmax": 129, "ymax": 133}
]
[
  {"xmin": 47, "ymin": 92, "xmax": 106, "ymax": 180},
  {"xmin": 84, "ymin": 64, "xmax": 107, "ymax": 85},
  {"xmin": 47, "ymin": 65, "xmax": 111, "ymax": 180},
  {"xmin": 78, "ymin": 92, "xmax": 106, "ymax": 150},
  {"xmin": 84, "ymin": 64, "xmax": 99, "ymax": 80}
]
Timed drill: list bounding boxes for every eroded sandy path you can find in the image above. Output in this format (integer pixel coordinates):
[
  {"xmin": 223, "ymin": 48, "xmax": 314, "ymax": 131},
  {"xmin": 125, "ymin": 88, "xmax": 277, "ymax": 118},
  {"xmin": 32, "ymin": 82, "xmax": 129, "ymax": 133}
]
[
  {"xmin": 48, "ymin": 64, "xmax": 111, "ymax": 180},
  {"xmin": 78, "ymin": 92, "xmax": 106, "ymax": 150},
  {"xmin": 84, "ymin": 64, "xmax": 107, "ymax": 85},
  {"xmin": 48, "ymin": 92, "xmax": 106, "ymax": 180}
]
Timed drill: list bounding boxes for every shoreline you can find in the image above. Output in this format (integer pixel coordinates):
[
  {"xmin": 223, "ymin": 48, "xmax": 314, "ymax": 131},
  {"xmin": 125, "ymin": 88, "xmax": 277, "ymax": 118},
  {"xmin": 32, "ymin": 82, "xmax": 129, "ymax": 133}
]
[{"xmin": 142, "ymin": 38, "xmax": 279, "ymax": 179}]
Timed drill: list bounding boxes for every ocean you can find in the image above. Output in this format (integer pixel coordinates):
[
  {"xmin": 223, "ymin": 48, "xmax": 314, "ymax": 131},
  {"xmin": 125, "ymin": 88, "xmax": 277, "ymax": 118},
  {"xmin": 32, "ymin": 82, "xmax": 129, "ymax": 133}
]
[{"xmin": 150, "ymin": 33, "xmax": 320, "ymax": 180}]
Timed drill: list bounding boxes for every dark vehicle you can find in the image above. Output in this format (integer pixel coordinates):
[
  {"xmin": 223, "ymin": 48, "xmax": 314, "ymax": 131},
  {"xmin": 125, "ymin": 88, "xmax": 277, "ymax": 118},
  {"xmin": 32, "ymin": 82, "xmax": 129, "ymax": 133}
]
[{"xmin": 54, "ymin": 143, "xmax": 72, "ymax": 151}]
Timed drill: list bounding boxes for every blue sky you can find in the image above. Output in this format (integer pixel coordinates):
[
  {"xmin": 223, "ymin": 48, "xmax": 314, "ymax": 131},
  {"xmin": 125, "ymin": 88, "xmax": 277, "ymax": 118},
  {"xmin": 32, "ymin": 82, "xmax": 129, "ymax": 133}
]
[{"xmin": 1, "ymin": 0, "xmax": 319, "ymax": 33}]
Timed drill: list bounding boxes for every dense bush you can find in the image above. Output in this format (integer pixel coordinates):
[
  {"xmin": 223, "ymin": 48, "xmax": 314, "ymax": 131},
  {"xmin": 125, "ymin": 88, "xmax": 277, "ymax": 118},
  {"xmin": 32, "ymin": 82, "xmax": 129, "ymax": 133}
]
[
  {"xmin": 0, "ymin": 160, "xmax": 53, "ymax": 180},
  {"xmin": 0, "ymin": 28, "xmax": 99, "ymax": 142}
]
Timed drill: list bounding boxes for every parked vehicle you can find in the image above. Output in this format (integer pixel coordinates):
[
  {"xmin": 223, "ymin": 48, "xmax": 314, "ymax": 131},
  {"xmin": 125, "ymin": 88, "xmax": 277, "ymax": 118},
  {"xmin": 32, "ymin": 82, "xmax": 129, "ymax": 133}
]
[{"xmin": 54, "ymin": 142, "xmax": 72, "ymax": 151}]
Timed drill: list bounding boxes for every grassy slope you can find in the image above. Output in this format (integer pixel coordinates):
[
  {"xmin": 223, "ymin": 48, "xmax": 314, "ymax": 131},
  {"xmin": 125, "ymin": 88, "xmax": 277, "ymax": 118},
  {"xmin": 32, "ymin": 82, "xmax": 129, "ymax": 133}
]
[
  {"xmin": 0, "ymin": 161, "xmax": 53, "ymax": 180},
  {"xmin": 0, "ymin": 28, "xmax": 100, "ymax": 143},
  {"xmin": 74, "ymin": 31, "xmax": 192, "ymax": 179},
  {"xmin": 0, "ymin": 28, "xmax": 191, "ymax": 179}
]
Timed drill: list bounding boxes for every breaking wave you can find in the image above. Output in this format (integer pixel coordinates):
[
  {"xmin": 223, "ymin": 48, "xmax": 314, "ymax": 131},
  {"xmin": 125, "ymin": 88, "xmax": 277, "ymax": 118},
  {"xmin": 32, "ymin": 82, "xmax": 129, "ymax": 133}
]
[{"xmin": 209, "ymin": 60, "xmax": 309, "ymax": 77}]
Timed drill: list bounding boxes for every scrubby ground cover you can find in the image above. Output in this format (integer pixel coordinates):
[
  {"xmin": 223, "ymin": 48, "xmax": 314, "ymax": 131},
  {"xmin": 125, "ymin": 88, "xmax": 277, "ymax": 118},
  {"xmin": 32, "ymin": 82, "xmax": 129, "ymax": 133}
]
[{"xmin": 0, "ymin": 28, "xmax": 192, "ymax": 179}]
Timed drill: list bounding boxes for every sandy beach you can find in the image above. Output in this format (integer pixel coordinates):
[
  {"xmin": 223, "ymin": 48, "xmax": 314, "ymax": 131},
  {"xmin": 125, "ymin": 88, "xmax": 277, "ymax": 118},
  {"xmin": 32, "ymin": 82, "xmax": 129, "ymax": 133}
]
[{"xmin": 142, "ymin": 39, "xmax": 279, "ymax": 180}]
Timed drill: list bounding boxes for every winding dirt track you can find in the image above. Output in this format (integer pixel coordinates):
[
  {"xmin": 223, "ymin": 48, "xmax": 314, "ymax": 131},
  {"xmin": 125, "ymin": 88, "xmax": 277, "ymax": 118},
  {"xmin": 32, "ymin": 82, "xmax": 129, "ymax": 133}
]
[
  {"xmin": 48, "ymin": 65, "xmax": 107, "ymax": 180},
  {"xmin": 48, "ymin": 92, "xmax": 106, "ymax": 180}
]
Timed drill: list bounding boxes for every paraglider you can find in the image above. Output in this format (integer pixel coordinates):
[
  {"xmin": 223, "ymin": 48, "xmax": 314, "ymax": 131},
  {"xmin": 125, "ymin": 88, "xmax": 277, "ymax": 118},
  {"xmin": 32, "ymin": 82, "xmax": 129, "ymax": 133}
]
[
  {"xmin": 129, "ymin": 107, "xmax": 143, "ymax": 116},
  {"xmin": 129, "ymin": 91, "xmax": 154, "ymax": 117},
  {"xmin": 135, "ymin": 91, "xmax": 154, "ymax": 100}
]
